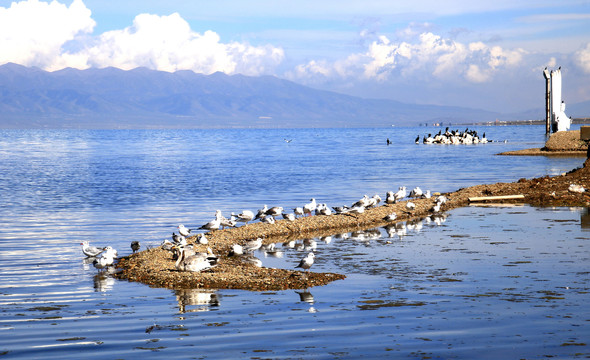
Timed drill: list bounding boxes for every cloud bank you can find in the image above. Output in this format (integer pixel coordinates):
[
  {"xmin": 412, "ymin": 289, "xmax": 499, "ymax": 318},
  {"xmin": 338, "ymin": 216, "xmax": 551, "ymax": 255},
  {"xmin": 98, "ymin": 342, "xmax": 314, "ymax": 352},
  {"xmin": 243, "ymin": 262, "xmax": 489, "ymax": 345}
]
[
  {"xmin": 0, "ymin": 0, "xmax": 284, "ymax": 75},
  {"xmin": 287, "ymin": 31, "xmax": 527, "ymax": 85}
]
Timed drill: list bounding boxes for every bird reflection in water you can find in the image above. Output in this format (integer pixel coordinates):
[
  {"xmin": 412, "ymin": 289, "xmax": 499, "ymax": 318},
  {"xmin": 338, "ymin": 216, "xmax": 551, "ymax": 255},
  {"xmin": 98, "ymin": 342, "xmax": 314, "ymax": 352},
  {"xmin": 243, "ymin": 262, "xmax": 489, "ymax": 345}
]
[
  {"xmin": 93, "ymin": 271, "xmax": 115, "ymax": 292},
  {"xmin": 295, "ymin": 289, "xmax": 317, "ymax": 313},
  {"xmin": 175, "ymin": 289, "xmax": 220, "ymax": 314}
]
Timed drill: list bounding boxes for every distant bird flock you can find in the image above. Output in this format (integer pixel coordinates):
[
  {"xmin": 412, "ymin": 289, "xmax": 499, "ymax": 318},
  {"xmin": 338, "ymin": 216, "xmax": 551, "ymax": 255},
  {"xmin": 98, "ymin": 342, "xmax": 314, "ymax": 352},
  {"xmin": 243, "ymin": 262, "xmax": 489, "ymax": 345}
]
[
  {"xmin": 81, "ymin": 184, "xmax": 450, "ymax": 275},
  {"xmin": 417, "ymin": 127, "xmax": 492, "ymax": 145}
]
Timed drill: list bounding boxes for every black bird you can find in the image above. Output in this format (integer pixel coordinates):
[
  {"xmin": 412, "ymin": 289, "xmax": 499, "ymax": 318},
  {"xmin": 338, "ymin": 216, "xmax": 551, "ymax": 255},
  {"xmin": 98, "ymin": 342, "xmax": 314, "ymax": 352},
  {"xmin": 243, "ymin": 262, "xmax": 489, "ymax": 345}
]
[{"xmin": 131, "ymin": 241, "xmax": 140, "ymax": 253}]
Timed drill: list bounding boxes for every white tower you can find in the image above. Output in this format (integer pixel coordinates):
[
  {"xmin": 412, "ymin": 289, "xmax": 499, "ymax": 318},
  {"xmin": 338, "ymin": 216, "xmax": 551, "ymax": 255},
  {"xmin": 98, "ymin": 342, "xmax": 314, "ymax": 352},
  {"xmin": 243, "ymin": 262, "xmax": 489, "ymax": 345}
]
[{"xmin": 543, "ymin": 67, "xmax": 571, "ymax": 132}]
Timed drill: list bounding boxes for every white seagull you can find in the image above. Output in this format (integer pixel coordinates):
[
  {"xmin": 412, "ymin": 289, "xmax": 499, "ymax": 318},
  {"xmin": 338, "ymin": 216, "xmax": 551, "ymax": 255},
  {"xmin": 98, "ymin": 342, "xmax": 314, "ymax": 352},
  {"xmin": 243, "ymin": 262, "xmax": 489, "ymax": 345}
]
[
  {"xmin": 235, "ymin": 210, "xmax": 255, "ymax": 224},
  {"xmin": 394, "ymin": 186, "xmax": 407, "ymax": 203},
  {"xmin": 196, "ymin": 233, "xmax": 208, "ymax": 245},
  {"xmin": 303, "ymin": 198, "xmax": 317, "ymax": 216},
  {"xmin": 283, "ymin": 213, "xmax": 296, "ymax": 221},
  {"xmin": 175, "ymin": 247, "xmax": 218, "ymax": 272},
  {"xmin": 296, "ymin": 252, "xmax": 315, "ymax": 272},
  {"xmin": 385, "ymin": 191, "xmax": 396, "ymax": 205},
  {"xmin": 80, "ymin": 241, "xmax": 104, "ymax": 258},
  {"xmin": 93, "ymin": 246, "xmax": 117, "ymax": 271},
  {"xmin": 242, "ymin": 238, "xmax": 263, "ymax": 252},
  {"xmin": 293, "ymin": 207, "xmax": 304, "ymax": 218},
  {"xmin": 178, "ymin": 224, "xmax": 192, "ymax": 237},
  {"xmin": 255, "ymin": 205, "xmax": 269, "ymax": 220},
  {"xmin": 409, "ymin": 187, "xmax": 423, "ymax": 198}
]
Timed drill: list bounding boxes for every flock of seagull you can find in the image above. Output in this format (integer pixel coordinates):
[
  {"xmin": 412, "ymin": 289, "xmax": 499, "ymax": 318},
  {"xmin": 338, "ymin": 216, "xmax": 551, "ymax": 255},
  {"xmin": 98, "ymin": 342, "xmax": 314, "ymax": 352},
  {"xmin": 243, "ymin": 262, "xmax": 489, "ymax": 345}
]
[
  {"xmin": 417, "ymin": 127, "xmax": 492, "ymax": 145},
  {"xmin": 81, "ymin": 185, "xmax": 449, "ymax": 275}
]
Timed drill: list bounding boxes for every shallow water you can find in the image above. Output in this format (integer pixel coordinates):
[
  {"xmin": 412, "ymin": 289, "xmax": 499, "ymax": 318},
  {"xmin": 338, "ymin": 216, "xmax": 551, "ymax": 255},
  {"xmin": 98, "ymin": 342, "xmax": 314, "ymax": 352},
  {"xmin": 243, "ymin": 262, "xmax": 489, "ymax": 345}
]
[{"xmin": 0, "ymin": 126, "xmax": 588, "ymax": 358}]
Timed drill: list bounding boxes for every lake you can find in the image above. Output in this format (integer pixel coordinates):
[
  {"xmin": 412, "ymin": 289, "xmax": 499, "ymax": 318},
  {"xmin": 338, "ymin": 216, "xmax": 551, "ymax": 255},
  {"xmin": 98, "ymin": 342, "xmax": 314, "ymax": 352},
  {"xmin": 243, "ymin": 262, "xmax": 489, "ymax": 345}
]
[{"xmin": 0, "ymin": 125, "xmax": 588, "ymax": 359}]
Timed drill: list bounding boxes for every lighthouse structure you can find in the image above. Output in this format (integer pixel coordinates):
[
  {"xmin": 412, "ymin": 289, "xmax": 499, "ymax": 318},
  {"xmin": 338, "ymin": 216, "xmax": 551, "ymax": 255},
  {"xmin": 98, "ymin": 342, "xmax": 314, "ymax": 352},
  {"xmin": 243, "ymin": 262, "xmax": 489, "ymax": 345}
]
[{"xmin": 543, "ymin": 67, "xmax": 571, "ymax": 133}]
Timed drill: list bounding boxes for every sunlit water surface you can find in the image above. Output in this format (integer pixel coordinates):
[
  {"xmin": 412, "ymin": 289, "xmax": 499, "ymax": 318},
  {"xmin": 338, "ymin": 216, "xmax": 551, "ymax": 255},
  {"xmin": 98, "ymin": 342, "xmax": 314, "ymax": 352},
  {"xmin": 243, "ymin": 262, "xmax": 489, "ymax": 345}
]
[{"xmin": 0, "ymin": 126, "xmax": 588, "ymax": 359}]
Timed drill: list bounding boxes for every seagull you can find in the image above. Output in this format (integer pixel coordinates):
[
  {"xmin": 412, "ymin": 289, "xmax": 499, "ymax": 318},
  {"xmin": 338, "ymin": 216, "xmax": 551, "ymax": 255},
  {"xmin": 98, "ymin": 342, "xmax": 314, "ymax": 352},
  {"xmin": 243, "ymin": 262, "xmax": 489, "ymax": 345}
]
[
  {"xmin": 199, "ymin": 210, "xmax": 222, "ymax": 231},
  {"xmin": 409, "ymin": 187, "xmax": 423, "ymax": 198},
  {"xmin": 93, "ymin": 246, "xmax": 117, "ymax": 271},
  {"xmin": 406, "ymin": 201, "xmax": 416, "ymax": 211},
  {"xmin": 283, "ymin": 213, "xmax": 296, "ymax": 221},
  {"xmin": 196, "ymin": 233, "xmax": 208, "ymax": 245},
  {"xmin": 421, "ymin": 190, "xmax": 431, "ymax": 199},
  {"xmin": 235, "ymin": 210, "xmax": 255, "ymax": 224},
  {"xmin": 172, "ymin": 232, "xmax": 186, "ymax": 245},
  {"xmin": 161, "ymin": 239, "xmax": 175, "ymax": 251},
  {"xmin": 394, "ymin": 186, "xmax": 407, "ymax": 202},
  {"xmin": 303, "ymin": 198, "xmax": 317, "ymax": 216},
  {"xmin": 385, "ymin": 191, "xmax": 396, "ymax": 204},
  {"xmin": 351, "ymin": 195, "xmax": 370, "ymax": 208},
  {"xmin": 80, "ymin": 241, "xmax": 105, "ymax": 258},
  {"xmin": 315, "ymin": 203, "xmax": 331, "ymax": 216},
  {"xmin": 265, "ymin": 206, "xmax": 283, "ymax": 219},
  {"xmin": 173, "ymin": 243, "xmax": 196, "ymax": 259},
  {"xmin": 296, "ymin": 252, "xmax": 315, "ymax": 272},
  {"xmin": 228, "ymin": 244, "xmax": 244, "ymax": 256},
  {"xmin": 242, "ymin": 238, "xmax": 263, "ymax": 253},
  {"xmin": 130, "ymin": 241, "xmax": 140, "ymax": 253},
  {"xmin": 175, "ymin": 247, "xmax": 218, "ymax": 272},
  {"xmin": 219, "ymin": 215, "xmax": 237, "ymax": 229},
  {"xmin": 255, "ymin": 205, "xmax": 269, "ymax": 220},
  {"xmin": 383, "ymin": 212, "xmax": 397, "ymax": 222},
  {"xmin": 93, "ymin": 253, "xmax": 114, "ymax": 271},
  {"xmin": 331, "ymin": 205, "xmax": 348, "ymax": 214},
  {"xmin": 344, "ymin": 205, "xmax": 365, "ymax": 215},
  {"xmin": 178, "ymin": 224, "xmax": 192, "ymax": 237},
  {"xmin": 261, "ymin": 215, "xmax": 276, "ymax": 224},
  {"xmin": 436, "ymin": 195, "xmax": 448, "ymax": 205},
  {"xmin": 366, "ymin": 194, "xmax": 381, "ymax": 208},
  {"xmin": 293, "ymin": 207, "xmax": 304, "ymax": 218}
]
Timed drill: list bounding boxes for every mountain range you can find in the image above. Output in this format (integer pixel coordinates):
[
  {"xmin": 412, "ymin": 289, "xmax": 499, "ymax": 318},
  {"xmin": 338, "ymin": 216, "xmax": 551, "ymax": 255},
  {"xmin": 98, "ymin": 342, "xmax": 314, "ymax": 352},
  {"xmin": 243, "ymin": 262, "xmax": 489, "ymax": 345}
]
[{"xmin": 0, "ymin": 62, "xmax": 587, "ymax": 129}]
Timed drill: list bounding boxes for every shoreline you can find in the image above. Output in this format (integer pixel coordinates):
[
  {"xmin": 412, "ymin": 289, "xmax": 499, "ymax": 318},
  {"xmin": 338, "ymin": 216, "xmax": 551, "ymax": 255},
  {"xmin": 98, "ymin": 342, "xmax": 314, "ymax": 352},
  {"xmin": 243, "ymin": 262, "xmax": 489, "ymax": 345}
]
[
  {"xmin": 499, "ymin": 129, "xmax": 588, "ymax": 157},
  {"xmin": 498, "ymin": 148, "xmax": 587, "ymax": 156},
  {"xmin": 114, "ymin": 158, "xmax": 590, "ymax": 291}
]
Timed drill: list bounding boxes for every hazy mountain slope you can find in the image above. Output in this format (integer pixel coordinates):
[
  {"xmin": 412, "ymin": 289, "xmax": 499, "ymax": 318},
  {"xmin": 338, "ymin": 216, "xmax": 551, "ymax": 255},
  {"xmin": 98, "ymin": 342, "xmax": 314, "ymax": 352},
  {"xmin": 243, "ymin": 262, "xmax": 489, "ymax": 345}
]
[{"xmin": 0, "ymin": 63, "xmax": 506, "ymax": 128}]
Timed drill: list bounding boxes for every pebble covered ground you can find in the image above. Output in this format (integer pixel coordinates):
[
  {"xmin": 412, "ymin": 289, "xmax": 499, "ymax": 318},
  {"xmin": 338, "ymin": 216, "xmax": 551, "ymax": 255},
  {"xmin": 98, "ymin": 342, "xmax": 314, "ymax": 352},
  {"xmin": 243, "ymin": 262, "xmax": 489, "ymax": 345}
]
[
  {"xmin": 115, "ymin": 131, "xmax": 590, "ymax": 291},
  {"xmin": 500, "ymin": 129, "xmax": 588, "ymax": 156}
]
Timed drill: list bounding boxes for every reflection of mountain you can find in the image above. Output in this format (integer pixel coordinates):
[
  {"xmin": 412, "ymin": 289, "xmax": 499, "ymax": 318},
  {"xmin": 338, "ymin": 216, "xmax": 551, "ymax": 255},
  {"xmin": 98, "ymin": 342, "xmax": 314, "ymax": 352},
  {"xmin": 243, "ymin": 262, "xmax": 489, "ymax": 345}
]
[
  {"xmin": 175, "ymin": 289, "xmax": 220, "ymax": 313},
  {"xmin": 0, "ymin": 63, "xmax": 506, "ymax": 128}
]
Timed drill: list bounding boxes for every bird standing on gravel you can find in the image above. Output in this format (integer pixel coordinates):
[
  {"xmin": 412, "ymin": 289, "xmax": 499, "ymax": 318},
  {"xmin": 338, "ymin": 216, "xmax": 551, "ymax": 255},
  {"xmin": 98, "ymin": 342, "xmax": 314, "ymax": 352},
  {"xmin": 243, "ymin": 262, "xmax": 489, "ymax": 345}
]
[{"xmin": 130, "ymin": 241, "xmax": 140, "ymax": 253}]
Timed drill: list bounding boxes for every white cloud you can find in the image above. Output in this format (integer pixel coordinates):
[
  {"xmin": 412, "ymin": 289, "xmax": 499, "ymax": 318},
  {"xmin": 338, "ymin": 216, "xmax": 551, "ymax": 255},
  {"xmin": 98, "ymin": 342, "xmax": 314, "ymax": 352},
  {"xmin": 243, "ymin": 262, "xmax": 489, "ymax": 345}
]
[
  {"xmin": 574, "ymin": 42, "xmax": 590, "ymax": 74},
  {"xmin": 82, "ymin": 12, "xmax": 284, "ymax": 75},
  {"xmin": 290, "ymin": 30, "xmax": 526, "ymax": 85},
  {"xmin": 0, "ymin": 0, "xmax": 95, "ymax": 69},
  {"xmin": 0, "ymin": 0, "xmax": 284, "ymax": 75}
]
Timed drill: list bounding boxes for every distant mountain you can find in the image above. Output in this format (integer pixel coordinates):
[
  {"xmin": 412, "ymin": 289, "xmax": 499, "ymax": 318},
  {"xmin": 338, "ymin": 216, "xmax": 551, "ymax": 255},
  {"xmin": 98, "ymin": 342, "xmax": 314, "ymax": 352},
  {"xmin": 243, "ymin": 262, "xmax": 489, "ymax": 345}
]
[{"xmin": 0, "ymin": 63, "xmax": 507, "ymax": 128}]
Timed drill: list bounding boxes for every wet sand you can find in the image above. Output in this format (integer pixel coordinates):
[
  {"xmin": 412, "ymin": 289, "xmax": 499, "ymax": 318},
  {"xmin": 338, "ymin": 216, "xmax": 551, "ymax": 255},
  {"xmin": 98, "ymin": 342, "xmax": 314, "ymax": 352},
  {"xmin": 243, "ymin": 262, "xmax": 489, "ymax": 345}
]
[{"xmin": 114, "ymin": 155, "xmax": 590, "ymax": 291}]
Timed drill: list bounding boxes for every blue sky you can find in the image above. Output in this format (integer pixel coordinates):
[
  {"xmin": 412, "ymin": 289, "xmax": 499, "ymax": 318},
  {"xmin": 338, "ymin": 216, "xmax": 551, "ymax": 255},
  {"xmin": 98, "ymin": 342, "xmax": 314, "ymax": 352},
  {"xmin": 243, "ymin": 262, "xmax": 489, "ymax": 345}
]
[{"xmin": 1, "ymin": 0, "xmax": 590, "ymax": 113}]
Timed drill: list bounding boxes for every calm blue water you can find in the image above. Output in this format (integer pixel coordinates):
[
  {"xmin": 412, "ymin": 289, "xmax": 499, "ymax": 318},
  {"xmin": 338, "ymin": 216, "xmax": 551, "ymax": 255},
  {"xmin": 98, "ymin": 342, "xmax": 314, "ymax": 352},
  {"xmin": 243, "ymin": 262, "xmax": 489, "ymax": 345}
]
[{"xmin": 0, "ymin": 126, "xmax": 588, "ymax": 359}]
